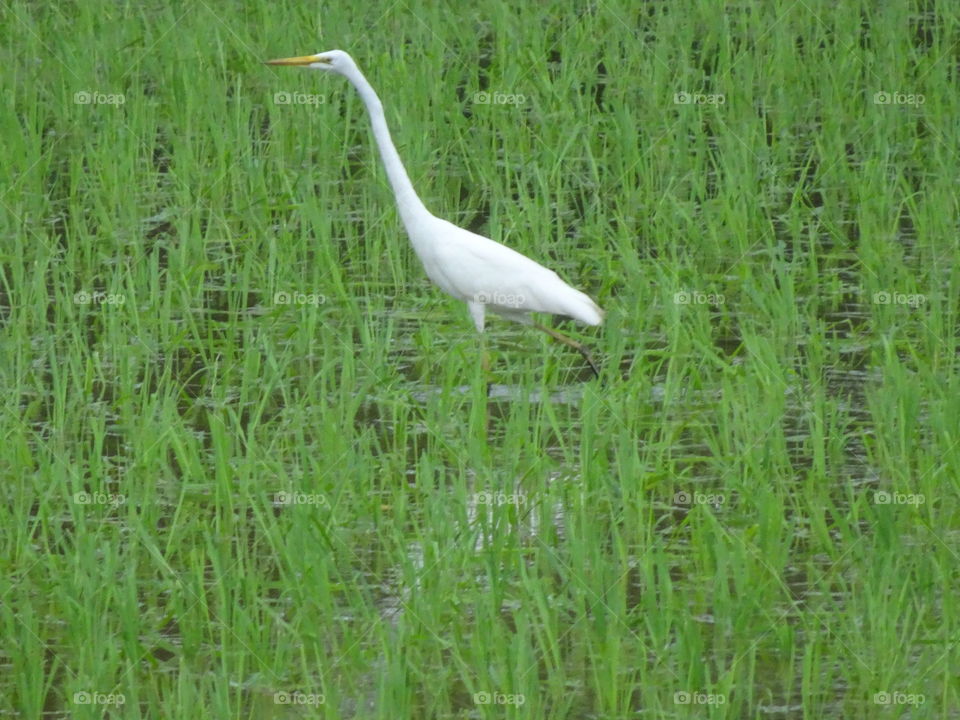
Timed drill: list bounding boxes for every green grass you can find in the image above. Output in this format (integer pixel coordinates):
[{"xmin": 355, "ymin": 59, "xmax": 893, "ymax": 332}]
[{"xmin": 2, "ymin": 0, "xmax": 959, "ymax": 717}]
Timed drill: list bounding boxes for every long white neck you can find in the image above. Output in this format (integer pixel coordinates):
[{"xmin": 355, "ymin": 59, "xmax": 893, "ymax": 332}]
[{"xmin": 341, "ymin": 64, "xmax": 431, "ymax": 230}]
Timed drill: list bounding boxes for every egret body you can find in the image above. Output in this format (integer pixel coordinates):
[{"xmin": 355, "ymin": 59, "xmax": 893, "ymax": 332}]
[{"xmin": 266, "ymin": 50, "xmax": 603, "ymax": 375}]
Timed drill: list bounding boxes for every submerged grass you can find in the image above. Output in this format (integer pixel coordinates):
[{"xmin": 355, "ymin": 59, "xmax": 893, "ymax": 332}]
[{"xmin": 2, "ymin": 0, "xmax": 959, "ymax": 717}]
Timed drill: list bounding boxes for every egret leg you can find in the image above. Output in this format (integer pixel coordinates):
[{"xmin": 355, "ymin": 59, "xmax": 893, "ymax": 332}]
[
  {"xmin": 481, "ymin": 340, "xmax": 492, "ymax": 397},
  {"xmin": 479, "ymin": 335, "xmax": 492, "ymax": 436},
  {"xmin": 533, "ymin": 323, "xmax": 601, "ymax": 379}
]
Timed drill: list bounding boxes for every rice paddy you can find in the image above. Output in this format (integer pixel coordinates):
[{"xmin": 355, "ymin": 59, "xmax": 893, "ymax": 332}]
[{"xmin": 2, "ymin": 1, "xmax": 958, "ymax": 717}]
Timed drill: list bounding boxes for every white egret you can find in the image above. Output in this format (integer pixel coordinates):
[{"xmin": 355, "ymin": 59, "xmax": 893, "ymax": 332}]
[{"xmin": 266, "ymin": 50, "xmax": 604, "ymax": 376}]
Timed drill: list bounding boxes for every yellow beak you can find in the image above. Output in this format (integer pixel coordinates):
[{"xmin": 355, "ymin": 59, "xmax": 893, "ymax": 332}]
[{"xmin": 265, "ymin": 54, "xmax": 326, "ymax": 66}]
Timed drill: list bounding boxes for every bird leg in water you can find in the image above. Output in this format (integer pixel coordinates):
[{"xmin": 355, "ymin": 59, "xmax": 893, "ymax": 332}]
[
  {"xmin": 479, "ymin": 340, "xmax": 492, "ymax": 434},
  {"xmin": 533, "ymin": 323, "xmax": 601, "ymax": 378},
  {"xmin": 481, "ymin": 344, "xmax": 493, "ymax": 397}
]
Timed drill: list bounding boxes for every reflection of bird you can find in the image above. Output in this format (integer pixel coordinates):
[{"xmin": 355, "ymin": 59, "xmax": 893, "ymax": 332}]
[{"xmin": 267, "ymin": 50, "xmax": 603, "ymax": 376}]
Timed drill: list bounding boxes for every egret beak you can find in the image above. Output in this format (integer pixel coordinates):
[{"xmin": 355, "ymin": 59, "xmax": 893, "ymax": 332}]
[{"xmin": 265, "ymin": 54, "xmax": 328, "ymax": 66}]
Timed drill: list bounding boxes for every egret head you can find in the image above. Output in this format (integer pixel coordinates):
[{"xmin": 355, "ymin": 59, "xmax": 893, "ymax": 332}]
[{"xmin": 265, "ymin": 49, "xmax": 355, "ymax": 75}]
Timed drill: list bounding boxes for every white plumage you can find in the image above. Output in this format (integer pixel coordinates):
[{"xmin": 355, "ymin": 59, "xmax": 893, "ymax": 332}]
[{"xmin": 267, "ymin": 49, "xmax": 603, "ymax": 373}]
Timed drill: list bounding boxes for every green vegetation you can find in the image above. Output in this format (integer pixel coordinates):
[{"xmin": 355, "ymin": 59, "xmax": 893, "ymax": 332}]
[{"xmin": 2, "ymin": 0, "xmax": 957, "ymax": 717}]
